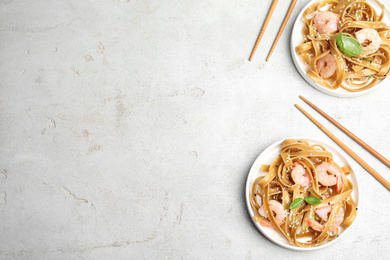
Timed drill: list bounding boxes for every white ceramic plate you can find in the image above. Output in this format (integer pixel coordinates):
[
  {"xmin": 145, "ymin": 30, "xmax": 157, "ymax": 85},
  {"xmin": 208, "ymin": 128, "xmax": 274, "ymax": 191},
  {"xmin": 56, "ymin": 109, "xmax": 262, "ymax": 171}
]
[
  {"xmin": 290, "ymin": 0, "xmax": 390, "ymax": 97},
  {"xmin": 245, "ymin": 137, "xmax": 359, "ymax": 251}
]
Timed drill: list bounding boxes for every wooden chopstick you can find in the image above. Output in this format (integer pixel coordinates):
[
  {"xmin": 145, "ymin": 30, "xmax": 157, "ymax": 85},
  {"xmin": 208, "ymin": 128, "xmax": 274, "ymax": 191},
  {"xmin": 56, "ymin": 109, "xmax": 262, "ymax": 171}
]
[
  {"xmin": 266, "ymin": 0, "xmax": 298, "ymax": 62},
  {"xmin": 295, "ymin": 104, "xmax": 390, "ymax": 191},
  {"xmin": 249, "ymin": 0, "xmax": 279, "ymax": 61},
  {"xmin": 300, "ymin": 95, "xmax": 390, "ymax": 168}
]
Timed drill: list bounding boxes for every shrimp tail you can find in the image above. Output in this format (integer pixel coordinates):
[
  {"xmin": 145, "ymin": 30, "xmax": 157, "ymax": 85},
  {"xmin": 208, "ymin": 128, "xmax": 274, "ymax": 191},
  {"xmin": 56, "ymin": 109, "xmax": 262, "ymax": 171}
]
[
  {"xmin": 260, "ymin": 220, "xmax": 275, "ymax": 229},
  {"xmin": 336, "ymin": 176, "xmax": 343, "ymax": 193}
]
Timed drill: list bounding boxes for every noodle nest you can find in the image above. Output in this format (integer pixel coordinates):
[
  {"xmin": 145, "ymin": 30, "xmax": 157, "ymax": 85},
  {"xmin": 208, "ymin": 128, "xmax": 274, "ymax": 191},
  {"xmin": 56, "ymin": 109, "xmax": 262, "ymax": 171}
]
[
  {"xmin": 248, "ymin": 138, "xmax": 358, "ymax": 248},
  {"xmin": 295, "ymin": 0, "xmax": 390, "ymax": 92}
]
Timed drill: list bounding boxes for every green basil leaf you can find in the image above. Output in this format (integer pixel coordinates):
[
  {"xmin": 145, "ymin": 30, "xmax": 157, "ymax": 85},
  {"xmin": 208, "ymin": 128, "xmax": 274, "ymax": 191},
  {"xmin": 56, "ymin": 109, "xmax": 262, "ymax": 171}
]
[
  {"xmin": 382, "ymin": 4, "xmax": 385, "ymax": 9},
  {"xmin": 336, "ymin": 33, "xmax": 365, "ymax": 57},
  {"xmin": 368, "ymin": 74, "xmax": 374, "ymax": 78},
  {"xmin": 305, "ymin": 196, "xmax": 322, "ymax": 205},
  {"xmin": 289, "ymin": 198, "xmax": 303, "ymax": 209},
  {"xmin": 311, "ymin": 214, "xmax": 317, "ymax": 221}
]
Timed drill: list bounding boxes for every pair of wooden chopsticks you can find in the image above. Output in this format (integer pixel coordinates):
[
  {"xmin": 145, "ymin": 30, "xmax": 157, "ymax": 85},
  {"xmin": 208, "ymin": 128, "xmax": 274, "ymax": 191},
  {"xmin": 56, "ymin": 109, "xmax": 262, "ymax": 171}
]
[
  {"xmin": 249, "ymin": 0, "xmax": 298, "ymax": 61},
  {"xmin": 296, "ymin": 95, "xmax": 390, "ymax": 191}
]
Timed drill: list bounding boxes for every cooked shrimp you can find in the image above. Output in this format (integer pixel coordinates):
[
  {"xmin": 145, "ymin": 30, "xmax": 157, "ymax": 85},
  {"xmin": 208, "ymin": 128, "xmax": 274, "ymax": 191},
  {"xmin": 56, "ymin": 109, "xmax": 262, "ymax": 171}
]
[
  {"xmin": 331, "ymin": 206, "xmax": 345, "ymax": 231},
  {"xmin": 291, "ymin": 162, "xmax": 311, "ymax": 187},
  {"xmin": 315, "ymin": 205, "xmax": 332, "ymax": 222},
  {"xmin": 316, "ymin": 54, "xmax": 337, "ymax": 78},
  {"xmin": 355, "ymin": 28, "xmax": 381, "ymax": 56},
  {"xmin": 313, "ymin": 11, "xmax": 340, "ymax": 34},
  {"xmin": 306, "ymin": 206, "xmax": 345, "ymax": 232},
  {"xmin": 315, "ymin": 162, "xmax": 343, "ymax": 191},
  {"xmin": 305, "ymin": 218, "xmax": 325, "ymax": 232},
  {"xmin": 258, "ymin": 200, "xmax": 286, "ymax": 228}
]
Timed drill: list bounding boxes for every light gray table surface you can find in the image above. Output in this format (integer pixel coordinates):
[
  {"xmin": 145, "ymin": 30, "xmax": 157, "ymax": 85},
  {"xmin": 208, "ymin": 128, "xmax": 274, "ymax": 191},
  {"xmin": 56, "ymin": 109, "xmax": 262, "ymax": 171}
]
[{"xmin": 1, "ymin": 0, "xmax": 390, "ymax": 259}]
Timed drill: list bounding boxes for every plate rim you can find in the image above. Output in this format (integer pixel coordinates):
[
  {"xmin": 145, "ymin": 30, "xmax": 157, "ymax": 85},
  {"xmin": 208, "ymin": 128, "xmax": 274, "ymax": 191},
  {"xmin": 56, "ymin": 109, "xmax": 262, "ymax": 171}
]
[{"xmin": 245, "ymin": 136, "xmax": 360, "ymax": 251}]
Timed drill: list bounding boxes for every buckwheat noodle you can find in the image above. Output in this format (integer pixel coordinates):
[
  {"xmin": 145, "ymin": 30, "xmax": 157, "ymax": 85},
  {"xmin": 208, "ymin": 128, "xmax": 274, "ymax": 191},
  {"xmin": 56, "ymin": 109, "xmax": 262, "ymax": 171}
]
[
  {"xmin": 249, "ymin": 139, "xmax": 357, "ymax": 247},
  {"xmin": 295, "ymin": 0, "xmax": 390, "ymax": 92}
]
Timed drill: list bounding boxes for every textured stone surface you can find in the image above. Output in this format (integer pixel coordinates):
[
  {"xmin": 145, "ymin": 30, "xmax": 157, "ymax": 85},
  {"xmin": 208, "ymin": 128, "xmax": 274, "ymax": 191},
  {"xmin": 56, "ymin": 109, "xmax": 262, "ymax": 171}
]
[{"xmin": 1, "ymin": 0, "xmax": 390, "ymax": 259}]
